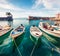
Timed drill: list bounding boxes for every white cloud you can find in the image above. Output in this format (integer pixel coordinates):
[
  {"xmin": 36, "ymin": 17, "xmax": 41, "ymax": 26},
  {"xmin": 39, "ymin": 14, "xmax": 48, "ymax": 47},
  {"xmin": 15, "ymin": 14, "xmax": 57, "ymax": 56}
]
[
  {"xmin": 0, "ymin": 0, "xmax": 24, "ymax": 11},
  {"xmin": 32, "ymin": 0, "xmax": 60, "ymax": 9},
  {"xmin": 42, "ymin": 0, "xmax": 52, "ymax": 9},
  {"xmin": 0, "ymin": 0, "xmax": 25, "ymax": 18},
  {"xmin": 0, "ymin": 0, "xmax": 60, "ymax": 18},
  {"xmin": 10, "ymin": 10, "xmax": 45, "ymax": 18},
  {"xmin": 32, "ymin": 0, "xmax": 42, "ymax": 9},
  {"xmin": 31, "ymin": 0, "xmax": 60, "ymax": 17},
  {"xmin": 12, "ymin": 10, "xmax": 56, "ymax": 18},
  {"xmin": 0, "ymin": 0, "xmax": 7, "ymax": 3},
  {"xmin": 0, "ymin": 12, "xmax": 6, "ymax": 17}
]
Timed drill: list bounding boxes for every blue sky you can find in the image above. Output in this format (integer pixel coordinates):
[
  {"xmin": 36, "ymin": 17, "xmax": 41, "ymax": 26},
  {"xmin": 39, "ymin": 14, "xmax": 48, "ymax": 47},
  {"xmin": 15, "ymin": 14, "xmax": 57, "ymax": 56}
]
[
  {"xmin": 8, "ymin": 0, "xmax": 34, "ymax": 9},
  {"xmin": 0, "ymin": 0, "xmax": 60, "ymax": 18}
]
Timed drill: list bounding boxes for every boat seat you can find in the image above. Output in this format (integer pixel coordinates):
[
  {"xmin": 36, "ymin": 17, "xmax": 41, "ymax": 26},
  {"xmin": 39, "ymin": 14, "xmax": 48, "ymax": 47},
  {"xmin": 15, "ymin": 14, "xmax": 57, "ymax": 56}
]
[
  {"xmin": 31, "ymin": 29, "xmax": 40, "ymax": 32},
  {"xmin": 17, "ymin": 28, "xmax": 23, "ymax": 32},
  {"xmin": 12, "ymin": 31, "xmax": 20, "ymax": 34},
  {"xmin": 43, "ymin": 23, "xmax": 48, "ymax": 29},
  {"xmin": 36, "ymin": 33, "xmax": 39, "ymax": 35}
]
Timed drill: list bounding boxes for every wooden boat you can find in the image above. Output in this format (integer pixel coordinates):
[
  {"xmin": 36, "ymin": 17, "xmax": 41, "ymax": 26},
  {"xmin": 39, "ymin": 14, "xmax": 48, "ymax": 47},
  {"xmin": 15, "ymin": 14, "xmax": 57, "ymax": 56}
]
[
  {"xmin": 38, "ymin": 22, "xmax": 60, "ymax": 47},
  {"xmin": 10, "ymin": 24, "xmax": 25, "ymax": 39},
  {"xmin": 0, "ymin": 25, "xmax": 13, "ymax": 42},
  {"xmin": 10, "ymin": 24, "xmax": 25, "ymax": 48},
  {"xmin": 30, "ymin": 25, "xmax": 42, "ymax": 43},
  {"xmin": 39, "ymin": 22, "xmax": 60, "ymax": 38},
  {"xmin": 52, "ymin": 25, "xmax": 60, "ymax": 30},
  {"xmin": 51, "ymin": 22, "xmax": 60, "ymax": 30}
]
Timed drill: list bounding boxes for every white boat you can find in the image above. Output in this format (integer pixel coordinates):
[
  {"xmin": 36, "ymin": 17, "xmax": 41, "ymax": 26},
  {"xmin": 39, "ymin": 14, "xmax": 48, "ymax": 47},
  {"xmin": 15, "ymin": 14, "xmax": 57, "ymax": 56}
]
[
  {"xmin": 39, "ymin": 22, "xmax": 60, "ymax": 38},
  {"xmin": 30, "ymin": 25, "xmax": 42, "ymax": 42},
  {"xmin": 10, "ymin": 24, "xmax": 25, "ymax": 39},
  {"xmin": 0, "ymin": 25, "xmax": 13, "ymax": 39}
]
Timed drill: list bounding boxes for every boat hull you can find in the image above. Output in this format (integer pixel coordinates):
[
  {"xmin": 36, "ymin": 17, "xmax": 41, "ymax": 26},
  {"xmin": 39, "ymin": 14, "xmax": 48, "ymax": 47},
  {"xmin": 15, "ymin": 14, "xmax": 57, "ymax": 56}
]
[
  {"xmin": 11, "ymin": 32, "xmax": 25, "ymax": 50},
  {"xmin": 30, "ymin": 26, "xmax": 42, "ymax": 47},
  {"xmin": 0, "ymin": 29, "xmax": 13, "ymax": 43},
  {"xmin": 30, "ymin": 34, "xmax": 42, "ymax": 47},
  {"xmin": 39, "ymin": 25, "xmax": 60, "ymax": 47}
]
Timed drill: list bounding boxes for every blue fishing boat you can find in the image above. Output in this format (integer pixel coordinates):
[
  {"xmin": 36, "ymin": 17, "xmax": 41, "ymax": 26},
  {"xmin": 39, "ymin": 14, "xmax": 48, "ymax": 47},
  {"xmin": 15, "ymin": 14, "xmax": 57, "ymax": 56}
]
[{"xmin": 10, "ymin": 24, "xmax": 25, "ymax": 39}]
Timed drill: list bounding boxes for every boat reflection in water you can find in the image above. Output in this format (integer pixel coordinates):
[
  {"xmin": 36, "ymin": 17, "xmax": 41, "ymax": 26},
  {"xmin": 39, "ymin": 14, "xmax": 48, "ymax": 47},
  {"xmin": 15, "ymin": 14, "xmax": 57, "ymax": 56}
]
[
  {"xmin": 0, "ymin": 21, "xmax": 13, "ymax": 43},
  {"xmin": 43, "ymin": 32, "xmax": 60, "ymax": 47},
  {"xmin": 38, "ymin": 22, "xmax": 60, "ymax": 47},
  {"xmin": 0, "ymin": 36, "xmax": 14, "ymax": 55},
  {"xmin": 0, "ymin": 21, "xmax": 14, "ymax": 55},
  {"xmin": 30, "ymin": 25, "xmax": 42, "ymax": 47},
  {"xmin": 10, "ymin": 24, "xmax": 25, "ymax": 50}
]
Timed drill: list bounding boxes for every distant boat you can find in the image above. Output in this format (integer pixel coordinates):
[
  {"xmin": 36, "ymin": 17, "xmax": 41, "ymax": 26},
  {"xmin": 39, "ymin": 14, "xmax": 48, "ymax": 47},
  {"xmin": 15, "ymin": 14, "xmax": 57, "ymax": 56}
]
[
  {"xmin": 30, "ymin": 25, "xmax": 42, "ymax": 43},
  {"xmin": 39, "ymin": 22, "xmax": 60, "ymax": 38},
  {"xmin": 28, "ymin": 16, "xmax": 53, "ymax": 20},
  {"xmin": 10, "ymin": 24, "xmax": 25, "ymax": 39},
  {"xmin": 0, "ymin": 25, "xmax": 13, "ymax": 42},
  {"xmin": 0, "ymin": 12, "xmax": 13, "ymax": 21}
]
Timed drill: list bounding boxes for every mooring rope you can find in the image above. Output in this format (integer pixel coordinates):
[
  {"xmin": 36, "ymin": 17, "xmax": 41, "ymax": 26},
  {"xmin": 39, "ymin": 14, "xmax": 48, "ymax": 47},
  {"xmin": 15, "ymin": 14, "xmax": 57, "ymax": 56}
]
[
  {"xmin": 13, "ymin": 38, "xmax": 22, "ymax": 56},
  {"xmin": 43, "ymin": 38, "xmax": 60, "ymax": 54},
  {"xmin": 47, "ymin": 41, "xmax": 60, "ymax": 53},
  {"xmin": 30, "ymin": 39, "xmax": 38, "ymax": 56},
  {"xmin": 30, "ymin": 37, "xmax": 60, "ymax": 56}
]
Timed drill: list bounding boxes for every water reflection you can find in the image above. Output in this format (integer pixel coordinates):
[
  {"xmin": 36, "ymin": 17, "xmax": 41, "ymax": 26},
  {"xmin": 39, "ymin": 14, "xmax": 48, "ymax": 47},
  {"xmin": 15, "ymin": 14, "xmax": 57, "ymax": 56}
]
[
  {"xmin": 0, "ymin": 21, "xmax": 13, "ymax": 27},
  {"xmin": 0, "ymin": 21, "xmax": 13, "ymax": 56},
  {"xmin": 0, "ymin": 19, "xmax": 60, "ymax": 56},
  {"xmin": 0, "ymin": 21, "xmax": 13, "ymax": 43},
  {"xmin": 8, "ymin": 21, "xmax": 13, "ymax": 27},
  {"xmin": 43, "ymin": 32, "xmax": 60, "ymax": 47},
  {"xmin": 0, "ymin": 36, "xmax": 14, "ymax": 56},
  {"xmin": 13, "ymin": 19, "xmax": 29, "ymax": 28}
]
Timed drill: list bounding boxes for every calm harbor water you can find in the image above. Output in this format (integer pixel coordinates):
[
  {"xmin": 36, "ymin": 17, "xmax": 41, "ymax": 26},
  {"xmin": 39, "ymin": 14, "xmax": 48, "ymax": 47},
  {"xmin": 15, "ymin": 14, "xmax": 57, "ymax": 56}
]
[{"xmin": 0, "ymin": 18, "xmax": 60, "ymax": 56}]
